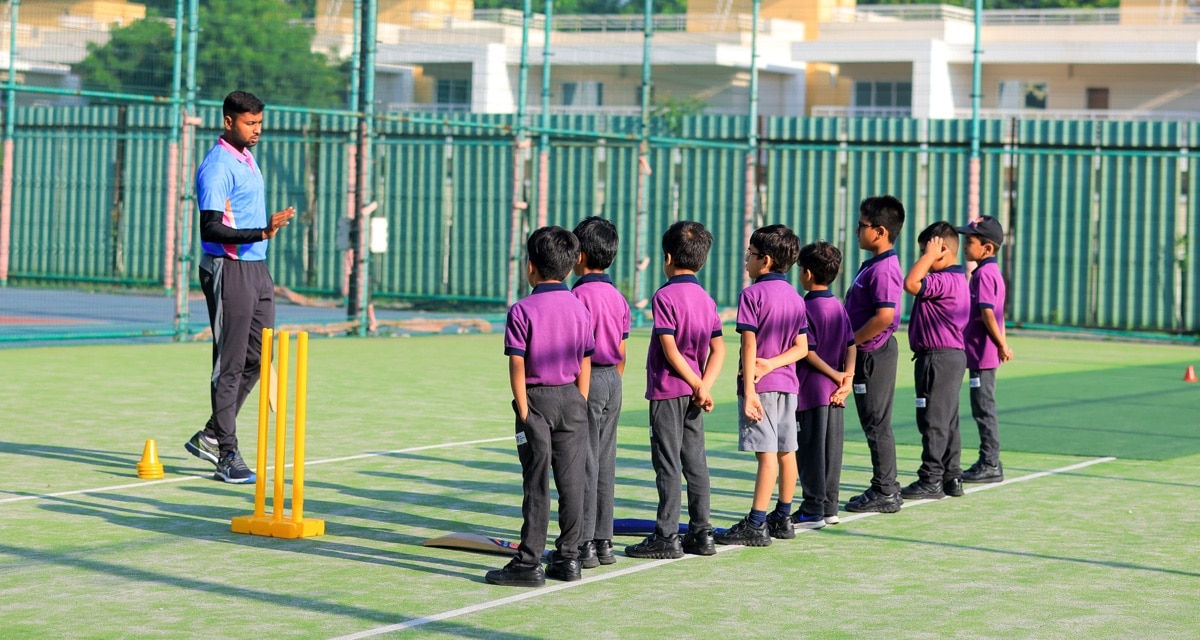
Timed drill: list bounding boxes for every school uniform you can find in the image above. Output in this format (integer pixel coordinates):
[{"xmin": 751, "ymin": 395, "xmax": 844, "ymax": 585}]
[
  {"xmin": 844, "ymin": 250, "xmax": 904, "ymax": 495},
  {"xmin": 646, "ymin": 274, "xmax": 722, "ymax": 539},
  {"xmin": 571, "ymin": 273, "xmax": 631, "ymax": 543},
  {"xmin": 503, "ymin": 283, "xmax": 595, "ymax": 569},
  {"xmin": 964, "ymin": 257, "xmax": 1007, "ymax": 467},
  {"xmin": 908, "ymin": 265, "xmax": 970, "ymax": 484},
  {"xmin": 796, "ymin": 290, "xmax": 855, "ymax": 519},
  {"xmin": 734, "ymin": 273, "xmax": 807, "ymax": 453}
]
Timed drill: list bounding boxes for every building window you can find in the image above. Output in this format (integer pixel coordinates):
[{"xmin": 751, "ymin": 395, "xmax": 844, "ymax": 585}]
[
  {"xmin": 1087, "ymin": 87, "xmax": 1109, "ymax": 110},
  {"xmin": 852, "ymin": 81, "xmax": 912, "ymax": 109},
  {"xmin": 436, "ymin": 79, "xmax": 470, "ymax": 108},
  {"xmin": 998, "ymin": 81, "xmax": 1048, "ymax": 110},
  {"xmin": 562, "ymin": 81, "xmax": 603, "ymax": 107}
]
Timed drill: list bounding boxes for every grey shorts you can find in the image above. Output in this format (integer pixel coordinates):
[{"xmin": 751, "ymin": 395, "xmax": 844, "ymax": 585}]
[{"xmin": 737, "ymin": 392, "xmax": 798, "ymax": 452}]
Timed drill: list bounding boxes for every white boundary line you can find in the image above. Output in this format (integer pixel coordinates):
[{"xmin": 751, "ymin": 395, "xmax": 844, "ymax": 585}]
[
  {"xmin": 327, "ymin": 455, "xmax": 1117, "ymax": 640},
  {"xmin": 0, "ymin": 437, "xmax": 511, "ymax": 506}
]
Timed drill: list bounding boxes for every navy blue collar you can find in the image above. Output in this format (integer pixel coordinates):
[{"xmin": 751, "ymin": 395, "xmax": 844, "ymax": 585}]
[
  {"xmin": 754, "ymin": 272, "xmax": 788, "ymax": 284},
  {"xmin": 858, "ymin": 249, "xmax": 897, "ymax": 271},
  {"xmin": 531, "ymin": 282, "xmax": 569, "ymax": 295},
  {"xmin": 572, "ymin": 273, "xmax": 612, "ymax": 289},
  {"xmin": 976, "ymin": 257, "xmax": 998, "ymax": 268},
  {"xmin": 664, "ymin": 274, "xmax": 701, "ymax": 287},
  {"xmin": 932, "ymin": 264, "xmax": 967, "ymax": 274},
  {"xmin": 805, "ymin": 289, "xmax": 835, "ymax": 300}
]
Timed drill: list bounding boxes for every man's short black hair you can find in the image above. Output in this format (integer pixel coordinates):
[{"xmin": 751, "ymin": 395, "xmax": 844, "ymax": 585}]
[
  {"xmin": 749, "ymin": 224, "xmax": 800, "ymax": 273},
  {"xmin": 527, "ymin": 226, "xmax": 579, "ymax": 281},
  {"xmin": 572, "ymin": 216, "xmax": 619, "ymax": 270},
  {"xmin": 859, "ymin": 195, "xmax": 906, "ymax": 243},
  {"xmin": 797, "ymin": 241, "xmax": 842, "ymax": 286},
  {"xmin": 223, "ymin": 91, "xmax": 264, "ymax": 119},
  {"xmin": 662, "ymin": 220, "xmax": 713, "ymax": 272},
  {"xmin": 918, "ymin": 221, "xmax": 960, "ymax": 248}
]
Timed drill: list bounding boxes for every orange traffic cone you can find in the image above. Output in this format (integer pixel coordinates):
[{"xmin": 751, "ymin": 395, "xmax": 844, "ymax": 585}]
[
  {"xmin": 1185, "ymin": 366, "xmax": 1198, "ymax": 383},
  {"xmin": 137, "ymin": 439, "xmax": 164, "ymax": 479}
]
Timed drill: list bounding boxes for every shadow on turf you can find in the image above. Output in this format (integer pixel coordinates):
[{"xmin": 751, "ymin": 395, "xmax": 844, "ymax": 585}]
[
  {"xmin": 0, "ymin": 441, "xmax": 136, "ymax": 470},
  {"xmin": 0, "ymin": 540, "xmax": 544, "ymax": 639},
  {"xmin": 824, "ymin": 528, "xmax": 1200, "ymax": 579}
]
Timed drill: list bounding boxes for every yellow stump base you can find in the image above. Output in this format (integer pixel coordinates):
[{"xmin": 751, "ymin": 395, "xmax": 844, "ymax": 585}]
[{"xmin": 231, "ymin": 514, "xmax": 326, "ymax": 539}]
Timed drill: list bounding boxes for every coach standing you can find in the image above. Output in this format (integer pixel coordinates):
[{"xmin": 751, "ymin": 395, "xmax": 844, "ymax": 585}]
[{"xmin": 184, "ymin": 90, "xmax": 295, "ymax": 484}]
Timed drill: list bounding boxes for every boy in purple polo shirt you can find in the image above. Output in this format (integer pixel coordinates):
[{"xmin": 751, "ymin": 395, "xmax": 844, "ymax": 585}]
[
  {"xmin": 901, "ymin": 221, "xmax": 970, "ymax": 501},
  {"xmin": 571, "ymin": 217, "xmax": 631, "ymax": 568},
  {"xmin": 956, "ymin": 216, "xmax": 1013, "ymax": 483},
  {"xmin": 792, "ymin": 241, "xmax": 856, "ymax": 528},
  {"xmin": 486, "ymin": 226, "xmax": 595, "ymax": 588},
  {"xmin": 714, "ymin": 225, "xmax": 808, "ymax": 547},
  {"xmin": 626, "ymin": 221, "xmax": 725, "ymax": 560},
  {"xmin": 844, "ymin": 195, "xmax": 906, "ymax": 514}
]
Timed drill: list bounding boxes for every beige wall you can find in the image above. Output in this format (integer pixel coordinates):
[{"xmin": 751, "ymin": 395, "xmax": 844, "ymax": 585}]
[
  {"xmin": 22, "ymin": 1, "xmax": 145, "ymax": 27},
  {"xmin": 981, "ymin": 64, "xmax": 1200, "ymax": 112}
]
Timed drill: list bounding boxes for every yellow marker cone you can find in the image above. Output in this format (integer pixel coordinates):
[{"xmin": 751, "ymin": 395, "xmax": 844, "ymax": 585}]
[{"xmin": 137, "ymin": 439, "xmax": 164, "ymax": 479}]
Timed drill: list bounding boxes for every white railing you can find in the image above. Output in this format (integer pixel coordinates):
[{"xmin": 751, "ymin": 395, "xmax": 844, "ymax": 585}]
[
  {"xmin": 811, "ymin": 106, "xmax": 913, "ymax": 118},
  {"xmin": 829, "ymin": 4, "xmax": 1198, "ymax": 26},
  {"xmin": 386, "ymin": 102, "xmax": 473, "ymax": 114},
  {"xmin": 470, "ymin": 10, "xmax": 772, "ymax": 33},
  {"xmin": 953, "ymin": 108, "xmax": 1200, "ymax": 122}
]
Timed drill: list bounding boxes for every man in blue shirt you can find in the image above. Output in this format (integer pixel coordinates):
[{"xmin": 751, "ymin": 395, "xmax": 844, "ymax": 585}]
[{"xmin": 184, "ymin": 91, "xmax": 295, "ymax": 484}]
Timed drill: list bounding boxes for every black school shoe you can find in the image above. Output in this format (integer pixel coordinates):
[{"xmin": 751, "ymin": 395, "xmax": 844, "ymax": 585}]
[
  {"xmin": 625, "ymin": 534, "xmax": 684, "ymax": 559},
  {"xmin": 714, "ymin": 519, "xmax": 772, "ymax": 547},
  {"xmin": 485, "ymin": 561, "xmax": 546, "ymax": 587},
  {"xmin": 845, "ymin": 488, "xmax": 903, "ymax": 513},
  {"xmin": 901, "ymin": 479, "xmax": 946, "ymax": 500},
  {"xmin": 593, "ymin": 539, "xmax": 616, "ymax": 565},
  {"xmin": 545, "ymin": 552, "xmax": 582, "ymax": 582},
  {"xmin": 578, "ymin": 540, "xmax": 599, "ymax": 569},
  {"xmin": 962, "ymin": 460, "xmax": 1004, "ymax": 483},
  {"xmin": 943, "ymin": 477, "xmax": 964, "ymax": 497},
  {"xmin": 766, "ymin": 512, "xmax": 796, "ymax": 539},
  {"xmin": 682, "ymin": 527, "xmax": 716, "ymax": 556}
]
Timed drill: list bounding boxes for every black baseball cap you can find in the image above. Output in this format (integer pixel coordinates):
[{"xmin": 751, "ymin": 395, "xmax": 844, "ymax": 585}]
[{"xmin": 955, "ymin": 216, "xmax": 1004, "ymax": 246}]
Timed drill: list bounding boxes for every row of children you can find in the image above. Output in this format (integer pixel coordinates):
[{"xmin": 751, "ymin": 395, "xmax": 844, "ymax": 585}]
[{"xmin": 486, "ymin": 195, "xmax": 1012, "ymax": 587}]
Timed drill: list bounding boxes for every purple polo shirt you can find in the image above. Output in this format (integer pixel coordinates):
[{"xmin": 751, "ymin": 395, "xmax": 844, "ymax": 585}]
[
  {"xmin": 844, "ymin": 250, "xmax": 902, "ymax": 353},
  {"xmin": 964, "ymin": 258, "xmax": 1007, "ymax": 370},
  {"xmin": 797, "ymin": 290, "xmax": 855, "ymax": 412},
  {"xmin": 908, "ymin": 265, "xmax": 969, "ymax": 352},
  {"xmin": 646, "ymin": 274, "xmax": 724, "ymax": 401},
  {"xmin": 572, "ymin": 273, "xmax": 632, "ymax": 367},
  {"xmin": 504, "ymin": 283, "xmax": 595, "ymax": 386},
  {"xmin": 734, "ymin": 273, "xmax": 807, "ymax": 396}
]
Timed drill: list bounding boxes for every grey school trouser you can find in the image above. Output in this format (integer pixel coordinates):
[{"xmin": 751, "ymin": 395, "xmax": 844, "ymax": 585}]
[
  {"xmin": 914, "ymin": 349, "xmax": 967, "ymax": 484},
  {"xmin": 199, "ymin": 255, "xmax": 275, "ymax": 455},
  {"xmin": 513, "ymin": 384, "xmax": 588, "ymax": 569},
  {"xmin": 648, "ymin": 396, "xmax": 712, "ymax": 539},
  {"xmin": 796, "ymin": 404, "xmax": 845, "ymax": 518},
  {"xmin": 852, "ymin": 334, "xmax": 901, "ymax": 495},
  {"xmin": 968, "ymin": 368, "xmax": 1000, "ymax": 466},
  {"xmin": 582, "ymin": 365, "xmax": 622, "ymax": 543}
]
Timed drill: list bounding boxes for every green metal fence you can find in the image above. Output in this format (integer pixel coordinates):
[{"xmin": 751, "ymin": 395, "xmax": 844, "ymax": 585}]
[{"xmin": 1, "ymin": 107, "xmax": 1196, "ymax": 338}]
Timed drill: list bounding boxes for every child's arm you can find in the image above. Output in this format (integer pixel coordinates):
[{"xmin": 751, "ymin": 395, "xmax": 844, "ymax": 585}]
[
  {"xmin": 754, "ymin": 333, "xmax": 810, "ymax": 381},
  {"xmin": 741, "ymin": 331, "xmax": 763, "ymax": 421},
  {"xmin": 830, "ymin": 343, "xmax": 857, "ymax": 406},
  {"xmin": 803, "ymin": 348, "xmax": 843, "ymax": 384},
  {"xmin": 981, "ymin": 308, "xmax": 1014, "ymax": 362},
  {"xmin": 509, "ymin": 355, "xmax": 528, "ymax": 420},
  {"xmin": 904, "ymin": 235, "xmax": 944, "ymax": 295},
  {"xmin": 696, "ymin": 335, "xmax": 726, "ymax": 412},
  {"xmin": 659, "ymin": 334, "xmax": 705, "ymax": 395},
  {"xmin": 616, "ymin": 340, "xmax": 627, "ymax": 376},
  {"xmin": 576, "ymin": 356, "xmax": 592, "ymax": 400},
  {"xmin": 854, "ymin": 308, "xmax": 895, "ymax": 347}
]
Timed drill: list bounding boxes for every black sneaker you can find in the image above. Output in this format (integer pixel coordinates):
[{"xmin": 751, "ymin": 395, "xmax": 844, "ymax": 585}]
[
  {"xmin": 485, "ymin": 561, "xmax": 545, "ymax": 587},
  {"xmin": 681, "ymin": 527, "xmax": 716, "ymax": 556},
  {"xmin": 790, "ymin": 512, "xmax": 827, "ymax": 530},
  {"xmin": 545, "ymin": 552, "xmax": 582, "ymax": 582},
  {"xmin": 184, "ymin": 430, "xmax": 220, "ymax": 466},
  {"xmin": 593, "ymin": 539, "xmax": 616, "ymax": 566},
  {"xmin": 943, "ymin": 477, "xmax": 964, "ymax": 497},
  {"xmin": 625, "ymin": 534, "xmax": 684, "ymax": 559},
  {"xmin": 766, "ymin": 512, "xmax": 796, "ymax": 539},
  {"xmin": 578, "ymin": 540, "xmax": 599, "ymax": 569},
  {"xmin": 962, "ymin": 460, "xmax": 1004, "ymax": 483},
  {"xmin": 214, "ymin": 450, "xmax": 256, "ymax": 484},
  {"xmin": 845, "ymin": 488, "xmax": 903, "ymax": 513},
  {"xmin": 714, "ymin": 519, "xmax": 772, "ymax": 547},
  {"xmin": 900, "ymin": 479, "xmax": 945, "ymax": 500}
]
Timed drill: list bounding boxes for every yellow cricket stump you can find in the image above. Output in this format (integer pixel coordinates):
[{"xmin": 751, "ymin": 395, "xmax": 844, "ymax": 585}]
[{"xmin": 231, "ymin": 329, "xmax": 325, "ymax": 539}]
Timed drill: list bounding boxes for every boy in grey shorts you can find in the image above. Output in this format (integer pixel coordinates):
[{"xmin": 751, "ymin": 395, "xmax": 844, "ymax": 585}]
[{"xmin": 715, "ymin": 225, "xmax": 809, "ymax": 547}]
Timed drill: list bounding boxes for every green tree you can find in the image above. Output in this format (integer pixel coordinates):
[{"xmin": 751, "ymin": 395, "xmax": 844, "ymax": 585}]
[{"xmin": 75, "ymin": 0, "xmax": 346, "ymax": 108}]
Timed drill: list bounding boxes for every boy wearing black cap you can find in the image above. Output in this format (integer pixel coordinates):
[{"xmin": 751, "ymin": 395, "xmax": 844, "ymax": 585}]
[{"xmin": 955, "ymin": 216, "xmax": 1013, "ymax": 483}]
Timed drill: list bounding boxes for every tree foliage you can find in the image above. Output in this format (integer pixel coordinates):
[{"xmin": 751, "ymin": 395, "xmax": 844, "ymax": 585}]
[{"xmin": 75, "ymin": 0, "xmax": 346, "ymax": 108}]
